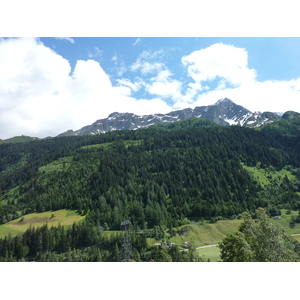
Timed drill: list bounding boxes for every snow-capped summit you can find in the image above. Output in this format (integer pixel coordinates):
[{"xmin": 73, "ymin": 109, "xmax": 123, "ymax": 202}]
[{"xmin": 58, "ymin": 99, "xmax": 282, "ymax": 136}]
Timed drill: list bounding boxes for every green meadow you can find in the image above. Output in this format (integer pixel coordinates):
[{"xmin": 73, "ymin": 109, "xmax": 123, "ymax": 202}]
[
  {"xmin": 0, "ymin": 209, "xmax": 86, "ymax": 238},
  {"xmin": 197, "ymin": 246, "xmax": 221, "ymax": 262}
]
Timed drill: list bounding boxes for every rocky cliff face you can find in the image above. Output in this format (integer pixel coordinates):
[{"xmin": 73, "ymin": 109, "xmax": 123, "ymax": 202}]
[{"xmin": 58, "ymin": 98, "xmax": 282, "ymax": 136}]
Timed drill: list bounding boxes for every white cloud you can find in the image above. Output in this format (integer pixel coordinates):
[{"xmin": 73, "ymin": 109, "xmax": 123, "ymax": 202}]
[
  {"xmin": 174, "ymin": 82, "xmax": 203, "ymax": 109},
  {"xmin": 130, "ymin": 50, "xmax": 166, "ymax": 75},
  {"xmin": 88, "ymin": 47, "xmax": 102, "ymax": 58},
  {"xmin": 190, "ymin": 79, "xmax": 300, "ymax": 113},
  {"xmin": 116, "ymin": 78, "xmax": 143, "ymax": 93},
  {"xmin": 1, "ymin": 39, "xmax": 300, "ymax": 140},
  {"xmin": 133, "ymin": 38, "xmax": 141, "ymax": 46},
  {"xmin": 146, "ymin": 69, "xmax": 182, "ymax": 99},
  {"xmin": 116, "ymin": 61, "xmax": 127, "ymax": 77},
  {"xmin": 111, "ymin": 54, "xmax": 118, "ymax": 62},
  {"xmin": 0, "ymin": 38, "xmax": 172, "ymax": 139},
  {"xmin": 131, "ymin": 60, "xmax": 164, "ymax": 75},
  {"xmin": 182, "ymin": 43, "xmax": 257, "ymax": 87},
  {"xmin": 181, "ymin": 43, "xmax": 300, "ymax": 113},
  {"xmin": 55, "ymin": 37, "xmax": 75, "ymax": 44},
  {"xmin": 111, "ymin": 53, "xmax": 127, "ymax": 76}
]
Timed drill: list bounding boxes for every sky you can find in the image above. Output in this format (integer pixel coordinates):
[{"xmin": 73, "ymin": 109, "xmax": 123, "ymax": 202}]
[{"xmin": 1, "ymin": 37, "xmax": 300, "ymax": 139}]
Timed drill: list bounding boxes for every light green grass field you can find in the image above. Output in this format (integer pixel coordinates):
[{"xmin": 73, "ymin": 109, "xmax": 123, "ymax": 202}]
[
  {"xmin": 0, "ymin": 209, "xmax": 85, "ymax": 238},
  {"xmin": 146, "ymin": 219, "xmax": 243, "ymax": 248},
  {"xmin": 197, "ymin": 246, "xmax": 221, "ymax": 262},
  {"xmin": 270, "ymin": 209, "xmax": 300, "ymax": 235},
  {"xmin": 171, "ymin": 219, "xmax": 243, "ymax": 247},
  {"xmin": 242, "ymin": 164, "xmax": 298, "ymax": 188},
  {"xmin": 81, "ymin": 140, "xmax": 143, "ymax": 151}
]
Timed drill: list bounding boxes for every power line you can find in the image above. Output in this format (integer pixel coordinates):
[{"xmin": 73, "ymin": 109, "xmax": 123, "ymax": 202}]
[{"xmin": 120, "ymin": 220, "xmax": 134, "ymax": 262}]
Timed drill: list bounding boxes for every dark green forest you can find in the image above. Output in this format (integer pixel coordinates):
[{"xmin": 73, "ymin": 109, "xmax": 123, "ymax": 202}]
[{"xmin": 1, "ymin": 117, "xmax": 300, "ymax": 261}]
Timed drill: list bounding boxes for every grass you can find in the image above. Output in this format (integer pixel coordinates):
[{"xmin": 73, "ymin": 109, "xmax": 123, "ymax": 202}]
[
  {"xmin": 270, "ymin": 209, "xmax": 300, "ymax": 235},
  {"xmin": 171, "ymin": 220, "xmax": 243, "ymax": 247},
  {"xmin": 3, "ymin": 136, "xmax": 39, "ymax": 143},
  {"xmin": 80, "ymin": 139, "xmax": 143, "ymax": 151},
  {"xmin": 242, "ymin": 163, "xmax": 298, "ymax": 188},
  {"xmin": 147, "ymin": 209, "xmax": 300, "ymax": 255},
  {"xmin": 145, "ymin": 219, "xmax": 243, "ymax": 248},
  {"xmin": 0, "ymin": 209, "xmax": 86, "ymax": 238},
  {"xmin": 81, "ymin": 142, "xmax": 112, "ymax": 150},
  {"xmin": 197, "ymin": 246, "xmax": 221, "ymax": 262}
]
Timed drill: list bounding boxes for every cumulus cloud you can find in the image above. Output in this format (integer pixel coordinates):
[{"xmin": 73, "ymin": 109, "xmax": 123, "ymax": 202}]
[
  {"xmin": 182, "ymin": 43, "xmax": 257, "ymax": 87},
  {"xmin": 1, "ymin": 39, "xmax": 300, "ymax": 139},
  {"xmin": 0, "ymin": 38, "xmax": 172, "ymax": 139},
  {"xmin": 116, "ymin": 78, "xmax": 143, "ymax": 94},
  {"xmin": 181, "ymin": 43, "xmax": 300, "ymax": 113},
  {"xmin": 146, "ymin": 70, "xmax": 182, "ymax": 100},
  {"xmin": 189, "ymin": 79, "xmax": 300, "ymax": 113}
]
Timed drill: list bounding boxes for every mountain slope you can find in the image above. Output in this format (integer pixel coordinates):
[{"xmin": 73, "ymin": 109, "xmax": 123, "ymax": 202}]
[
  {"xmin": 1, "ymin": 121, "xmax": 300, "ymax": 230},
  {"xmin": 58, "ymin": 98, "xmax": 281, "ymax": 136}
]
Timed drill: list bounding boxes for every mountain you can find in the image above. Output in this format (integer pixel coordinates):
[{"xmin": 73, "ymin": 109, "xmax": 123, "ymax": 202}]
[
  {"xmin": 58, "ymin": 98, "xmax": 281, "ymax": 136},
  {"xmin": 1, "ymin": 109, "xmax": 300, "ymax": 261},
  {"xmin": 0, "ymin": 135, "xmax": 40, "ymax": 144}
]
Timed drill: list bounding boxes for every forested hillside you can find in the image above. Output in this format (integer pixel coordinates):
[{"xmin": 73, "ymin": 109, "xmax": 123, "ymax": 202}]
[{"xmin": 1, "ymin": 116, "xmax": 300, "ymax": 261}]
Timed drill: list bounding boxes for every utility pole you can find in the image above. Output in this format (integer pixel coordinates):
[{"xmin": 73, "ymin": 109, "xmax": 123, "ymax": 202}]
[{"xmin": 120, "ymin": 220, "xmax": 133, "ymax": 262}]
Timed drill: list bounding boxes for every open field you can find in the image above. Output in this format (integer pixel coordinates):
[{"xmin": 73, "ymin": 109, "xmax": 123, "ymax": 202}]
[
  {"xmin": 169, "ymin": 219, "xmax": 243, "ymax": 247},
  {"xmin": 0, "ymin": 209, "xmax": 86, "ymax": 238},
  {"xmin": 80, "ymin": 139, "xmax": 143, "ymax": 151},
  {"xmin": 147, "ymin": 209, "xmax": 300, "ymax": 260},
  {"xmin": 197, "ymin": 246, "xmax": 221, "ymax": 262},
  {"xmin": 270, "ymin": 209, "xmax": 300, "ymax": 235},
  {"xmin": 146, "ymin": 219, "xmax": 243, "ymax": 248}
]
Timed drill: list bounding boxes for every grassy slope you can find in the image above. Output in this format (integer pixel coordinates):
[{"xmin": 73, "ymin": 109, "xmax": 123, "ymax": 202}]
[
  {"xmin": 0, "ymin": 208, "xmax": 299, "ymax": 261},
  {"xmin": 242, "ymin": 163, "xmax": 298, "ymax": 188},
  {"xmin": 270, "ymin": 209, "xmax": 300, "ymax": 234},
  {"xmin": 146, "ymin": 219, "xmax": 243, "ymax": 248},
  {"xmin": 0, "ymin": 209, "xmax": 86, "ymax": 238},
  {"xmin": 197, "ymin": 246, "xmax": 221, "ymax": 262},
  {"xmin": 147, "ymin": 209, "xmax": 300, "ymax": 261},
  {"xmin": 174, "ymin": 220, "xmax": 243, "ymax": 246}
]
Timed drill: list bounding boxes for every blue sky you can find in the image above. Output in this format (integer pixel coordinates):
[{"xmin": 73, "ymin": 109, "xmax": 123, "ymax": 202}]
[{"xmin": 1, "ymin": 37, "xmax": 300, "ymax": 139}]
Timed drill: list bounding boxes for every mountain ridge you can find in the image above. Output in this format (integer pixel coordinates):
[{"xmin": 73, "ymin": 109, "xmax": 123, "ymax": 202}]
[{"xmin": 58, "ymin": 98, "xmax": 283, "ymax": 137}]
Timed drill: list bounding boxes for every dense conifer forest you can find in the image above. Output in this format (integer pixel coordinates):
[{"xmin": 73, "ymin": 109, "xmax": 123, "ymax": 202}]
[{"xmin": 1, "ymin": 117, "xmax": 300, "ymax": 261}]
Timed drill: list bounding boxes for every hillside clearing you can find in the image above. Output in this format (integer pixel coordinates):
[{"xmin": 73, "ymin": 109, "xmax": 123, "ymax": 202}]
[{"xmin": 0, "ymin": 209, "xmax": 85, "ymax": 238}]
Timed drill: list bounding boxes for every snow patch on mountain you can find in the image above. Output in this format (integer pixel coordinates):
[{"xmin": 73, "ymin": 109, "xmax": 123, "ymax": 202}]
[{"xmin": 57, "ymin": 98, "xmax": 282, "ymax": 136}]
